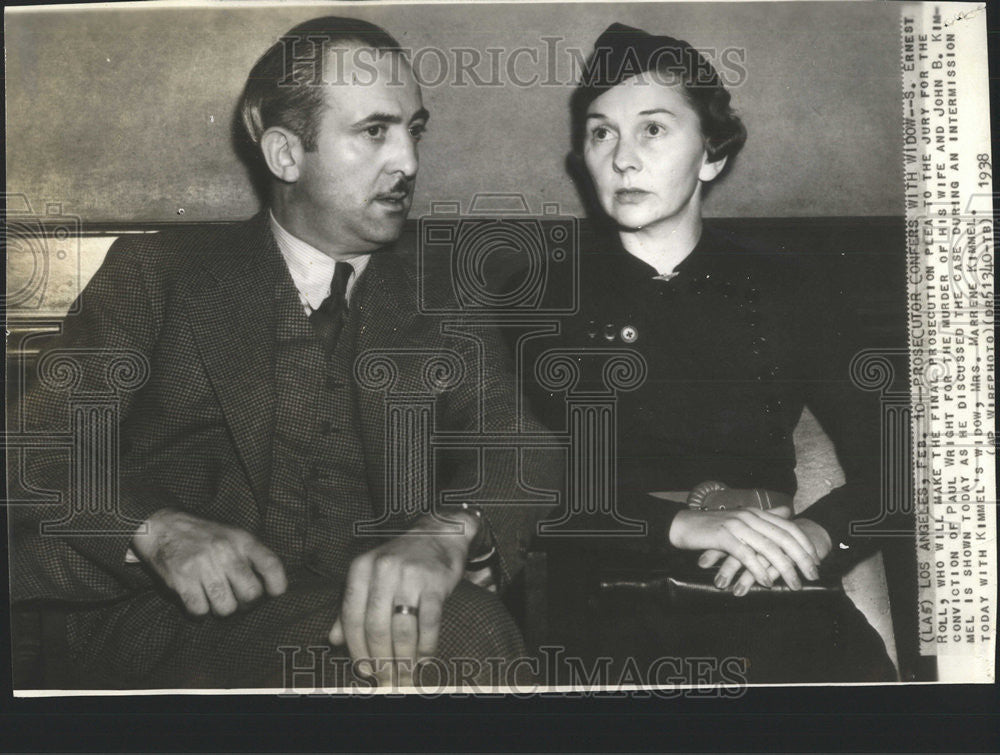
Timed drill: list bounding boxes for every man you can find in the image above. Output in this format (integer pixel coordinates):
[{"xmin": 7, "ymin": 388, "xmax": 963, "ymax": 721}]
[{"xmin": 11, "ymin": 16, "xmax": 554, "ymax": 689}]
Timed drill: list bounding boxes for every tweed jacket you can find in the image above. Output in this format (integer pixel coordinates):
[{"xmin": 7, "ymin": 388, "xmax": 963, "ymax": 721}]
[{"xmin": 11, "ymin": 213, "xmax": 557, "ymax": 605}]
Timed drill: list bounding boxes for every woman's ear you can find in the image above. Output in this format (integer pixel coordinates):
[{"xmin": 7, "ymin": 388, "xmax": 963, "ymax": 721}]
[
  {"xmin": 699, "ymin": 153, "xmax": 728, "ymax": 183},
  {"xmin": 259, "ymin": 127, "xmax": 304, "ymax": 183}
]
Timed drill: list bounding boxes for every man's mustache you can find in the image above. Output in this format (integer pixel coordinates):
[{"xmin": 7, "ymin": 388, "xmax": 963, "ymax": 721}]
[{"xmin": 374, "ymin": 179, "xmax": 413, "ymax": 201}]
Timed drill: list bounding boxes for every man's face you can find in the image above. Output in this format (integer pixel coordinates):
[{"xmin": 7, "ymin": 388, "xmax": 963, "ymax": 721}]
[{"xmin": 288, "ymin": 47, "xmax": 427, "ymax": 254}]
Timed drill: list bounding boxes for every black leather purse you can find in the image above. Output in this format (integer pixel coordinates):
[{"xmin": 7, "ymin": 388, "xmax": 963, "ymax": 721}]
[
  {"xmin": 596, "ymin": 482, "xmax": 842, "ymax": 607},
  {"xmin": 597, "ymin": 564, "xmax": 843, "ymax": 610}
]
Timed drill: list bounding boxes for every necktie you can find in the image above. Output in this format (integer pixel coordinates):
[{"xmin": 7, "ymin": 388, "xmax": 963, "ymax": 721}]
[{"xmin": 309, "ymin": 261, "xmax": 354, "ymax": 354}]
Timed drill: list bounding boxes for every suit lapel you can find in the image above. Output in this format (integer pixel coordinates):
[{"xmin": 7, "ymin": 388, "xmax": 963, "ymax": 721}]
[
  {"xmin": 351, "ymin": 253, "xmax": 421, "ymax": 520},
  {"xmin": 353, "ymin": 251, "xmax": 420, "ymax": 354},
  {"xmin": 184, "ymin": 214, "xmax": 281, "ymax": 511}
]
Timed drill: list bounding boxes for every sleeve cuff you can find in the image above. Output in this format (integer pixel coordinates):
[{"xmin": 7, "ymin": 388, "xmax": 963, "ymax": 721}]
[
  {"xmin": 618, "ymin": 492, "xmax": 686, "ymax": 555},
  {"xmin": 59, "ymin": 478, "xmax": 174, "ymax": 583},
  {"xmin": 796, "ymin": 486, "xmax": 884, "ymax": 573}
]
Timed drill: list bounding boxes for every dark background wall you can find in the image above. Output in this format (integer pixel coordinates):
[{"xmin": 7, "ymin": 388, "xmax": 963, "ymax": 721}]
[{"xmin": 6, "ymin": 1, "xmax": 903, "ymax": 223}]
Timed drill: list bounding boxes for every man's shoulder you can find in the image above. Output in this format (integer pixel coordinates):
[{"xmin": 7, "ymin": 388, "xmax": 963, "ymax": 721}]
[
  {"xmin": 101, "ymin": 216, "xmax": 272, "ymax": 290},
  {"xmin": 109, "ymin": 217, "xmax": 264, "ymax": 263}
]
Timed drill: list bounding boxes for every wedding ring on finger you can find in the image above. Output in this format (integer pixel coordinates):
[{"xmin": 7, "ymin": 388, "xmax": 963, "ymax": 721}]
[{"xmin": 393, "ymin": 604, "xmax": 419, "ymax": 617}]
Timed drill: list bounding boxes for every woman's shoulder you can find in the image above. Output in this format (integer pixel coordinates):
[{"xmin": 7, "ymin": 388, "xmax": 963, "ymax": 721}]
[
  {"xmin": 700, "ymin": 225, "xmax": 800, "ymax": 278},
  {"xmin": 700, "ymin": 224, "xmax": 833, "ymax": 310},
  {"xmin": 567, "ymin": 221, "xmax": 836, "ymax": 322}
]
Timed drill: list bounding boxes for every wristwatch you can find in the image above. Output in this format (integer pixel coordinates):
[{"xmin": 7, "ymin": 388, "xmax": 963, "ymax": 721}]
[{"xmin": 439, "ymin": 502, "xmax": 498, "ymax": 570}]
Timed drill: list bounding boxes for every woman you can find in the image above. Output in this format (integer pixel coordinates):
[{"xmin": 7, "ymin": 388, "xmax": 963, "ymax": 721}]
[{"xmin": 523, "ymin": 23, "xmax": 897, "ymax": 683}]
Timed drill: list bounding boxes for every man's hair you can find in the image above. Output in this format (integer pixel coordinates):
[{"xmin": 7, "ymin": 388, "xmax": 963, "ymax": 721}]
[{"xmin": 239, "ymin": 16, "xmax": 403, "ymax": 151}]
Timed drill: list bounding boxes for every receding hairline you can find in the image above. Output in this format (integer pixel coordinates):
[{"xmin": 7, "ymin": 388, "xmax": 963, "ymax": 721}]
[{"xmin": 239, "ymin": 25, "xmax": 416, "ymax": 148}]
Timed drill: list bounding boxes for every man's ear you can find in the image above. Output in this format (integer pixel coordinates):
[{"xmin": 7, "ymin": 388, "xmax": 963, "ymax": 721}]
[
  {"xmin": 260, "ymin": 127, "xmax": 304, "ymax": 183},
  {"xmin": 698, "ymin": 153, "xmax": 728, "ymax": 184}
]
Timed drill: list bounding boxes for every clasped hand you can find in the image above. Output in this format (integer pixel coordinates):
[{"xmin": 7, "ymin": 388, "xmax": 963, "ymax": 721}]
[
  {"xmin": 328, "ymin": 513, "xmax": 475, "ymax": 686},
  {"xmin": 669, "ymin": 505, "xmax": 832, "ymax": 596}
]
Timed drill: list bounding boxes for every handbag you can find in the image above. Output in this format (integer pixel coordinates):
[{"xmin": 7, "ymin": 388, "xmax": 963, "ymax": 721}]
[{"xmin": 596, "ymin": 482, "xmax": 841, "ymax": 607}]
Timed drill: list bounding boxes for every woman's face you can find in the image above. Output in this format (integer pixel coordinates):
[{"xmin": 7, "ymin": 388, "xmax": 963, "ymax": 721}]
[{"xmin": 583, "ymin": 73, "xmax": 726, "ymax": 232}]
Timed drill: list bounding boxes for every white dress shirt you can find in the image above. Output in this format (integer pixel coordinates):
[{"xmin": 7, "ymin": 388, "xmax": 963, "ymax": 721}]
[{"xmin": 268, "ymin": 212, "xmax": 371, "ymax": 313}]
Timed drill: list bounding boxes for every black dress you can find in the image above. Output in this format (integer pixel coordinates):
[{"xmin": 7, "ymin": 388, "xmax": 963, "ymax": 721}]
[{"xmin": 519, "ymin": 224, "xmax": 898, "ymax": 684}]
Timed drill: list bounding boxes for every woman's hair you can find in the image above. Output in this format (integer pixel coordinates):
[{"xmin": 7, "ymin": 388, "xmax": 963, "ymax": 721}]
[{"xmin": 570, "ymin": 23, "xmax": 747, "ymax": 163}]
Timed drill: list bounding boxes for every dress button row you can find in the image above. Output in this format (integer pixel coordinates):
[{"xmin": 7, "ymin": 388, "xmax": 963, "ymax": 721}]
[
  {"xmin": 591, "ymin": 322, "xmax": 640, "ymax": 343},
  {"xmin": 584, "ymin": 319, "xmax": 640, "ymax": 343},
  {"xmin": 762, "ymin": 400, "xmax": 783, "ymax": 415}
]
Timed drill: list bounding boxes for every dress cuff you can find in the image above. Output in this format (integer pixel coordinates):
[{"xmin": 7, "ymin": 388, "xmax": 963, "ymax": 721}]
[{"xmin": 617, "ymin": 492, "xmax": 686, "ymax": 555}]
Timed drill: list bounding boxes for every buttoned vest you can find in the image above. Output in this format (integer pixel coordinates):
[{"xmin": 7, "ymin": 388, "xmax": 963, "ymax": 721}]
[{"xmin": 264, "ymin": 270, "xmax": 375, "ymax": 575}]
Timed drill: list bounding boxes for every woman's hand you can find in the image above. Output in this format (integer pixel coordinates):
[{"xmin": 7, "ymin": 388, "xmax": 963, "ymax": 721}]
[
  {"xmin": 698, "ymin": 516, "xmax": 833, "ymax": 595},
  {"xmin": 670, "ymin": 505, "xmax": 822, "ymax": 592}
]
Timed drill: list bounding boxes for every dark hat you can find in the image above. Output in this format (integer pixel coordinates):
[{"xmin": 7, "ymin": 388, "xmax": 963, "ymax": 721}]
[
  {"xmin": 575, "ymin": 23, "xmax": 722, "ymax": 102},
  {"xmin": 570, "ymin": 23, "xmax": 726, "ymax": 152}
]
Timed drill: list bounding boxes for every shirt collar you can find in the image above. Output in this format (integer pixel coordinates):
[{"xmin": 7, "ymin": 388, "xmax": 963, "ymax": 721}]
[{"xmin": 268, "ymin": 211, "xmax": 371, "ymax": 310}]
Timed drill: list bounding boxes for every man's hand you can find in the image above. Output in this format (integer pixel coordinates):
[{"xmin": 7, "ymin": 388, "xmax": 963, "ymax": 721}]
[
  {"xmin": 132, "ymin": 508, "xmax": 287, "ymax": 617},
  {"xmin": 697, "ymin": 513, "xmax": 832, "ymax": 595},
  {"xmin": 328, "ymin": 512, "xmax": 477, "ymax": 687},
  {"xmin": 671, "ymin": 505, "xmax": 821, "ymax": 592}
]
